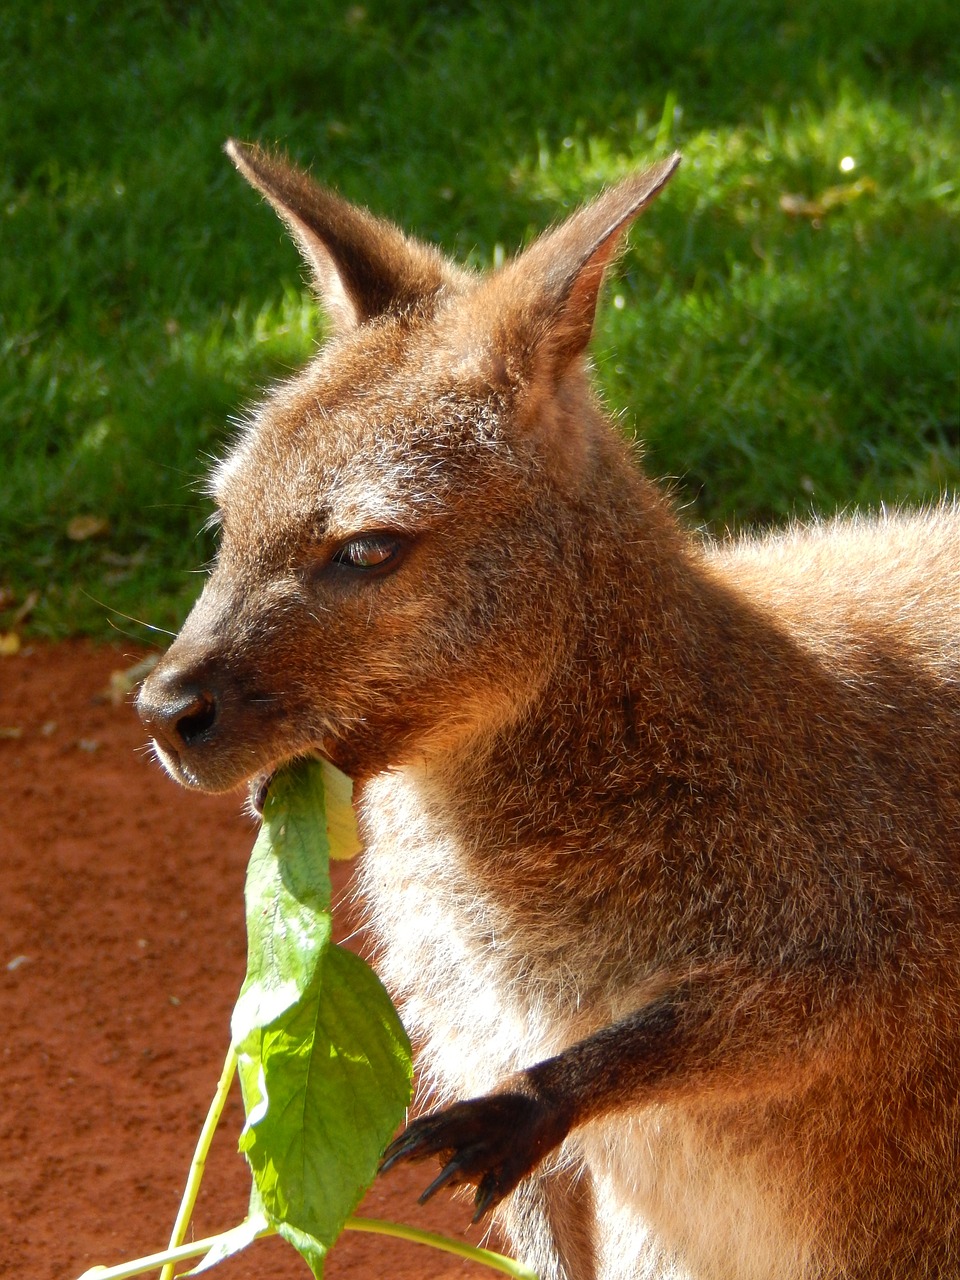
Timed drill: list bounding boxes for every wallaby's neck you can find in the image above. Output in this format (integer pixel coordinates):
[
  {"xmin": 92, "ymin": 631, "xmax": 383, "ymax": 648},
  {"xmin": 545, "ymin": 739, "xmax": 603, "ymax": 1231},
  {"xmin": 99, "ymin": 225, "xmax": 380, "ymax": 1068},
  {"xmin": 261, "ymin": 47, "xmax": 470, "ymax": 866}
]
[{"xmin": 440, "ymin": 430, "xmax": 751, "ymax": 815}]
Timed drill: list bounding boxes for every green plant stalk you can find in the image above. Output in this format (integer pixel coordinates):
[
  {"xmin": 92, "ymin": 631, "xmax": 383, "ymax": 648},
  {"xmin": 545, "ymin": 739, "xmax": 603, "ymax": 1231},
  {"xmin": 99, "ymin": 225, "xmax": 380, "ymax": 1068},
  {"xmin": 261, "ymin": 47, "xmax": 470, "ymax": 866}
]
[
  {"xmin": 157, "ymin": 1045, "xmax": 238, "ymax": 1280},
  {"xmin": 75, "ymin": 1224, "xmax": 273, "ymax": 1280},
  {"xmin": 77, "ymin": 762, "xmax": 541, "ymax": 1280},
  {"xmin": 345, "ymin": 1217, "xmax": 541, "ymax": 1280},
  {"xmin": 77, "ymin": 1216, "xmax": 538, "ymax": 1280}
]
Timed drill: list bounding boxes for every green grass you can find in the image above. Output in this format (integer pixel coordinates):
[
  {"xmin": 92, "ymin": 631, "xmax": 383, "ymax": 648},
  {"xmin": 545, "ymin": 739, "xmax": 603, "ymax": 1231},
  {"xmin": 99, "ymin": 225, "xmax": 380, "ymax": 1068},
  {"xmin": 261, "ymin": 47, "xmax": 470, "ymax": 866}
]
[{"xmin": 2, "ymin": 0, "xmax": 957, "ymax": 640}]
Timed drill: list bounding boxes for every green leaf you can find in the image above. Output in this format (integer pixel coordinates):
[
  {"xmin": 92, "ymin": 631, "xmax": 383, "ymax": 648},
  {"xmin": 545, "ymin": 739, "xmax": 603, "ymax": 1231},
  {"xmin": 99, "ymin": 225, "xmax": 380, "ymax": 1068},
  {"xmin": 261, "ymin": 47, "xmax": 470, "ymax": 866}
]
[
  {"xmin": 231, "ymin": 762, "xmax": 333, "ymax": 1042},
  {"xmin": 231, "ymin": 758, "xmax": 412, "ymax": 1279},
  {"xmin": 319, "ymin": 758, "xmax": 363, "ymax": 861}
]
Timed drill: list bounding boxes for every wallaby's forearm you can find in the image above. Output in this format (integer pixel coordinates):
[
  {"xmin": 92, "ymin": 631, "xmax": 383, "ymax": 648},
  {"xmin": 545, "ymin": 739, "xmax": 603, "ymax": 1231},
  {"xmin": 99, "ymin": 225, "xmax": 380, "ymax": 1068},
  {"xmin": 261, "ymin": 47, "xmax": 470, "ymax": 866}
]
[
  {"xmin": 382, "ymin": 972, "xmax": 834, "ymax": 1218},
  {"xmin": 381, "ymin": 998, "xmax": 690, "ymax": 1219},
  {"xmin": 520, "ymin": 990, "xmax": 696, "ymax": 1125}
]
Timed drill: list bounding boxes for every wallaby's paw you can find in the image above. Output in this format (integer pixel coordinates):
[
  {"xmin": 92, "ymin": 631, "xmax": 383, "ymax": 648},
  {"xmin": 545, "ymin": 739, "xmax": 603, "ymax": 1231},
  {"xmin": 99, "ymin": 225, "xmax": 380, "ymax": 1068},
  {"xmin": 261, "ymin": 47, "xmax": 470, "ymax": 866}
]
[{"xmin": 380, "ymin": 1092, "xmax": 565, "ymax": 1221}]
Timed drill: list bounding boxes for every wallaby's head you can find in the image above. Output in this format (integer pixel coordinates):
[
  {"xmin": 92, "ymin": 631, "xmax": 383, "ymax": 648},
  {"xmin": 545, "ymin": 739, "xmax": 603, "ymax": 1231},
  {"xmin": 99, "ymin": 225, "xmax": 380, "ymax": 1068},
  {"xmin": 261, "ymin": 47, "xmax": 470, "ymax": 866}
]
[{"xmin": 137, "ymin": 143, "xmax": 680, "ymax": 791}]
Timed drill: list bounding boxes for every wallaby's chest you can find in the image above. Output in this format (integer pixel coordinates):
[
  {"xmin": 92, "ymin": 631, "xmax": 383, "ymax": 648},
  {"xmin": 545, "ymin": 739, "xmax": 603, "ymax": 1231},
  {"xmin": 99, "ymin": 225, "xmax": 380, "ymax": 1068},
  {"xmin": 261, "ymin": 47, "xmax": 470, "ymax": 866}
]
[
  {"xmin": 356, "ymin": 770, "xmax": 821, "ymax": 1279},
  {"xmin": 356, "ymin": 766, "xmax": 587, "ymax": 1098}
]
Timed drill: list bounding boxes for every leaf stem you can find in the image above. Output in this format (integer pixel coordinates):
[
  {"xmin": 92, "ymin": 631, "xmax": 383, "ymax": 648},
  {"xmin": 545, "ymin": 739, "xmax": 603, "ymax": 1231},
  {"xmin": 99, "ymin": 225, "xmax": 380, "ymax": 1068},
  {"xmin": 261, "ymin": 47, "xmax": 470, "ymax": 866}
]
[
  {"xmin": 157, "ymin": 1045, "xmax": 238, "ymax": 1280},
  {"xmin": 344, "ymin": 1215, "xmax": 540, "ymax": 1279},
  {"xmin": 76, "ymin": 1210, "xmax": 536, "ymax": 1280},
  {"xmin": 76, "ymin": 1223, "xmax": 275, "ymax": 1280}
]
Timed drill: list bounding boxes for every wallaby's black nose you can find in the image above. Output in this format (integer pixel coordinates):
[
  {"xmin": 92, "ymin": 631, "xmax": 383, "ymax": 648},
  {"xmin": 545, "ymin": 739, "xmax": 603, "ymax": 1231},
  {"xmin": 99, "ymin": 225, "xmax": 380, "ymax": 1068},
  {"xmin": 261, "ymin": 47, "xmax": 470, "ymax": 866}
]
[
  {"xmin": 137, "ymin": 679, "xmax": 220, "ymax": 755},
  {"xmin": 136, "ymin": 650, "xmax": 251, "ymax": 791},
  {"xmin": 172, "ymin": 690, "xmax": 218, "ymax": 745}
]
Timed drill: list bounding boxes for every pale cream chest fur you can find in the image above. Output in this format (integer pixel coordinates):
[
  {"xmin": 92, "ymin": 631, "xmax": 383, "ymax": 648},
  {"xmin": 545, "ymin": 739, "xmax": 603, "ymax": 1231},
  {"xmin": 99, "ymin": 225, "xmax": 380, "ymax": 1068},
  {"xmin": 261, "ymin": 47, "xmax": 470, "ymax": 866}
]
[{"xmin": 356, "ymin": 765, "xmax": 822, "ymax": 1280}]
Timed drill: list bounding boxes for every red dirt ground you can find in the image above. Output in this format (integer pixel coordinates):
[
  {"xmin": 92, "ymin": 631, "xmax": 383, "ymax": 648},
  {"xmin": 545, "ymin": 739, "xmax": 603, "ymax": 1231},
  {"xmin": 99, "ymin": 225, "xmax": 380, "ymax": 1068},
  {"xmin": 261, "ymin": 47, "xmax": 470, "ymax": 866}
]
[{"xmin": 1, "ymin": 641, "xmax": 498, "ymax": 1280}]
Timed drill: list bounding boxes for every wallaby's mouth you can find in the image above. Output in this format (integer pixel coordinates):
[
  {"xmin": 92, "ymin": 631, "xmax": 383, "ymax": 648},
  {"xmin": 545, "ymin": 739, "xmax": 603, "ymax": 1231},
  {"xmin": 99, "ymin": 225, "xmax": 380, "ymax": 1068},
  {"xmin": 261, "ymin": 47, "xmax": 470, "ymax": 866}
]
[
  {"xmin": 250, "ymin": 771, "xmax": 274, "ymax": 815},
  {"xmin": 249, "ymin": 746, "xmax": 340, "ymax": 815}
]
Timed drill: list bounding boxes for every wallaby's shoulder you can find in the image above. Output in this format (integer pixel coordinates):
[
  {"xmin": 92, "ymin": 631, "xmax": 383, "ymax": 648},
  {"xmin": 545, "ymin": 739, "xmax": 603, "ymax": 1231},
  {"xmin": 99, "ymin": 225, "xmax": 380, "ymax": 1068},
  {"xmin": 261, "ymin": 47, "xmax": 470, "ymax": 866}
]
[
  {"xmin": 710, "ymin": 498, "xmax": 959, "ymax": 584},
  {"xmin": 705, "ymin": 500, "xmax": 960, "ymax": 676}
]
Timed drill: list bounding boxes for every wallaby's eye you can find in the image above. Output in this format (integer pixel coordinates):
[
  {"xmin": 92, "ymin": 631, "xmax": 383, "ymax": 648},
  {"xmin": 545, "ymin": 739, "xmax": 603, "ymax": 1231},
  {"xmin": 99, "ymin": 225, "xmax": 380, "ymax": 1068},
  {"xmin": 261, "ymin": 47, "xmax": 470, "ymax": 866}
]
[{"xmin": 330, "ymin": 533, "xmax": 406, "ymax": 575}]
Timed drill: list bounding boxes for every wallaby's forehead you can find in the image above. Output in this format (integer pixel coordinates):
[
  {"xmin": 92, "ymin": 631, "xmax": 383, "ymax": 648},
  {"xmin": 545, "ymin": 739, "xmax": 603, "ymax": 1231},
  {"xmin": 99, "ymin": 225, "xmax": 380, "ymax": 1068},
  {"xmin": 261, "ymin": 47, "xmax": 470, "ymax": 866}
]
[{"xmin": 209, "ymin": 321, "xmax": 512, "ymax": 533}]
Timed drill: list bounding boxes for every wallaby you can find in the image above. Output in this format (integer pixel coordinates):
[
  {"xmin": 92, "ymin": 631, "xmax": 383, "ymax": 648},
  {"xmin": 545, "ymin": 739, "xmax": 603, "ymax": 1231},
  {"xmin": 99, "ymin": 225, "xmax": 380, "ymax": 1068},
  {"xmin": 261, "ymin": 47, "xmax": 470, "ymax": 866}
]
[{"xmin": 137, "ymin": 141, "xmax": 960, "ymax": 1280}]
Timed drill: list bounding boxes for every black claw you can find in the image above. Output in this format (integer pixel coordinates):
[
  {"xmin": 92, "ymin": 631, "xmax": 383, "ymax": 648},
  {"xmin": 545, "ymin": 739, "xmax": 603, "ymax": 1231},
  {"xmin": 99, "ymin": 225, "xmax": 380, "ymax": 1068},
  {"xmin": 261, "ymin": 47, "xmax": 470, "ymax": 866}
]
[
  {"xmin": 472, "ymin": 1175, "xmax": 499, "ymax": 1223},
  {"xmin": 381, "ymin": 1116, "xmax": 451, "ymax": 1174},
  {"xmin": 380, "ymin": 1133, "xmax": 420, "ymax": 1173},
  {"xmin": 418, "ymin": 1158, "xmax": 463, "ymax": 1205}
]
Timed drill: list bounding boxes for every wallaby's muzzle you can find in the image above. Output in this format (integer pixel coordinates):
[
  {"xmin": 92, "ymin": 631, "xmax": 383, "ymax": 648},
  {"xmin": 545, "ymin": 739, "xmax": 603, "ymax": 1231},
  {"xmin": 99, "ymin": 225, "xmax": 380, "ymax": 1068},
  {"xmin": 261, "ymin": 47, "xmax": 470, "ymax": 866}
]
[
  {"xmin": 137, "ymin": 564, "xmax": 353, "ymax": 792},
  {"xmin": 137, "ymin": 643, "xmax": 239, "ymax": 790},
  {"xmin": 137, "ymin": 660, "xmax": 220, "ymax": 781},
  {"xmin": 137, "ymin": 595, "xmax": 290, "ymax": 793}
]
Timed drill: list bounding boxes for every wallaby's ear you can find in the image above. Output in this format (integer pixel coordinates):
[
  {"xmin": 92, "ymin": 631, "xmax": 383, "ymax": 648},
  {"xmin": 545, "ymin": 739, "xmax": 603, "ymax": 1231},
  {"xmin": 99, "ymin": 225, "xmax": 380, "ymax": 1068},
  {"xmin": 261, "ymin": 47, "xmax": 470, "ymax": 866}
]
[
  {"xmin": 492, "ymin": 153, "xmax": 681, "ymax": 376},
  {"xmin": 225, "ymin": 140, "xmax": 460, "ymax": 332}
]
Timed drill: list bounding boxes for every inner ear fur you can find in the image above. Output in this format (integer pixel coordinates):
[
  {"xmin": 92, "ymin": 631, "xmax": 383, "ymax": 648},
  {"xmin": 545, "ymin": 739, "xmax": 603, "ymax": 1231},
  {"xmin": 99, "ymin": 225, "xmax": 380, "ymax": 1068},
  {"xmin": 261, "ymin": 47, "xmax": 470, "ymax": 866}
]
[
  {"xmin": 225, "ymin": 139, "xmax": 465, "ymax": 332},
  {"xmin": 485, "ymin": 153, "xmax": 681, "ymax": 377}
]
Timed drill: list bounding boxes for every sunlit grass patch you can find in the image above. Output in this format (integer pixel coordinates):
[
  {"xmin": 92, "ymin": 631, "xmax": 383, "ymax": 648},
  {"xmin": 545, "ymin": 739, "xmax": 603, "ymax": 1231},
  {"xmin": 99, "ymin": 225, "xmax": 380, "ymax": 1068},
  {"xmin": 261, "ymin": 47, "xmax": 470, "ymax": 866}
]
[{"xmin": 1, "ymin": 0, "xmax": 957, "ymax": 638}]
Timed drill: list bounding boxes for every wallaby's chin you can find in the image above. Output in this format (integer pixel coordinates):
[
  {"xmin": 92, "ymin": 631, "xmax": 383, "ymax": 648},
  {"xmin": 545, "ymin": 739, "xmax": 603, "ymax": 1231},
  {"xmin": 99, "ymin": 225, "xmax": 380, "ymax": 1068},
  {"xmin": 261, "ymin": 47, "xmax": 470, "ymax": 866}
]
[
  {"xmin": 149, "ymin": 735, "xmax": 331, "ymax": 807},
  {"xmin": 150, "ymin": 734, "xmax": 333, "ymax": 815},
  {"xmin": 147, "ymin": 735, "xmax": 242, "ymax": 795}
]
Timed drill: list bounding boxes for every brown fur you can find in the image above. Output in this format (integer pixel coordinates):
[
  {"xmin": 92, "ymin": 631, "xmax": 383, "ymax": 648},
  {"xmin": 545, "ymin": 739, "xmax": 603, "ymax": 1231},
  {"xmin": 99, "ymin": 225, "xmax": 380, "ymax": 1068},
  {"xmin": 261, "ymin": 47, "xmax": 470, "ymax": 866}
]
[{"xmin": 138, "ymin": 141, "xmax": 960, "ymax": 1280}]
